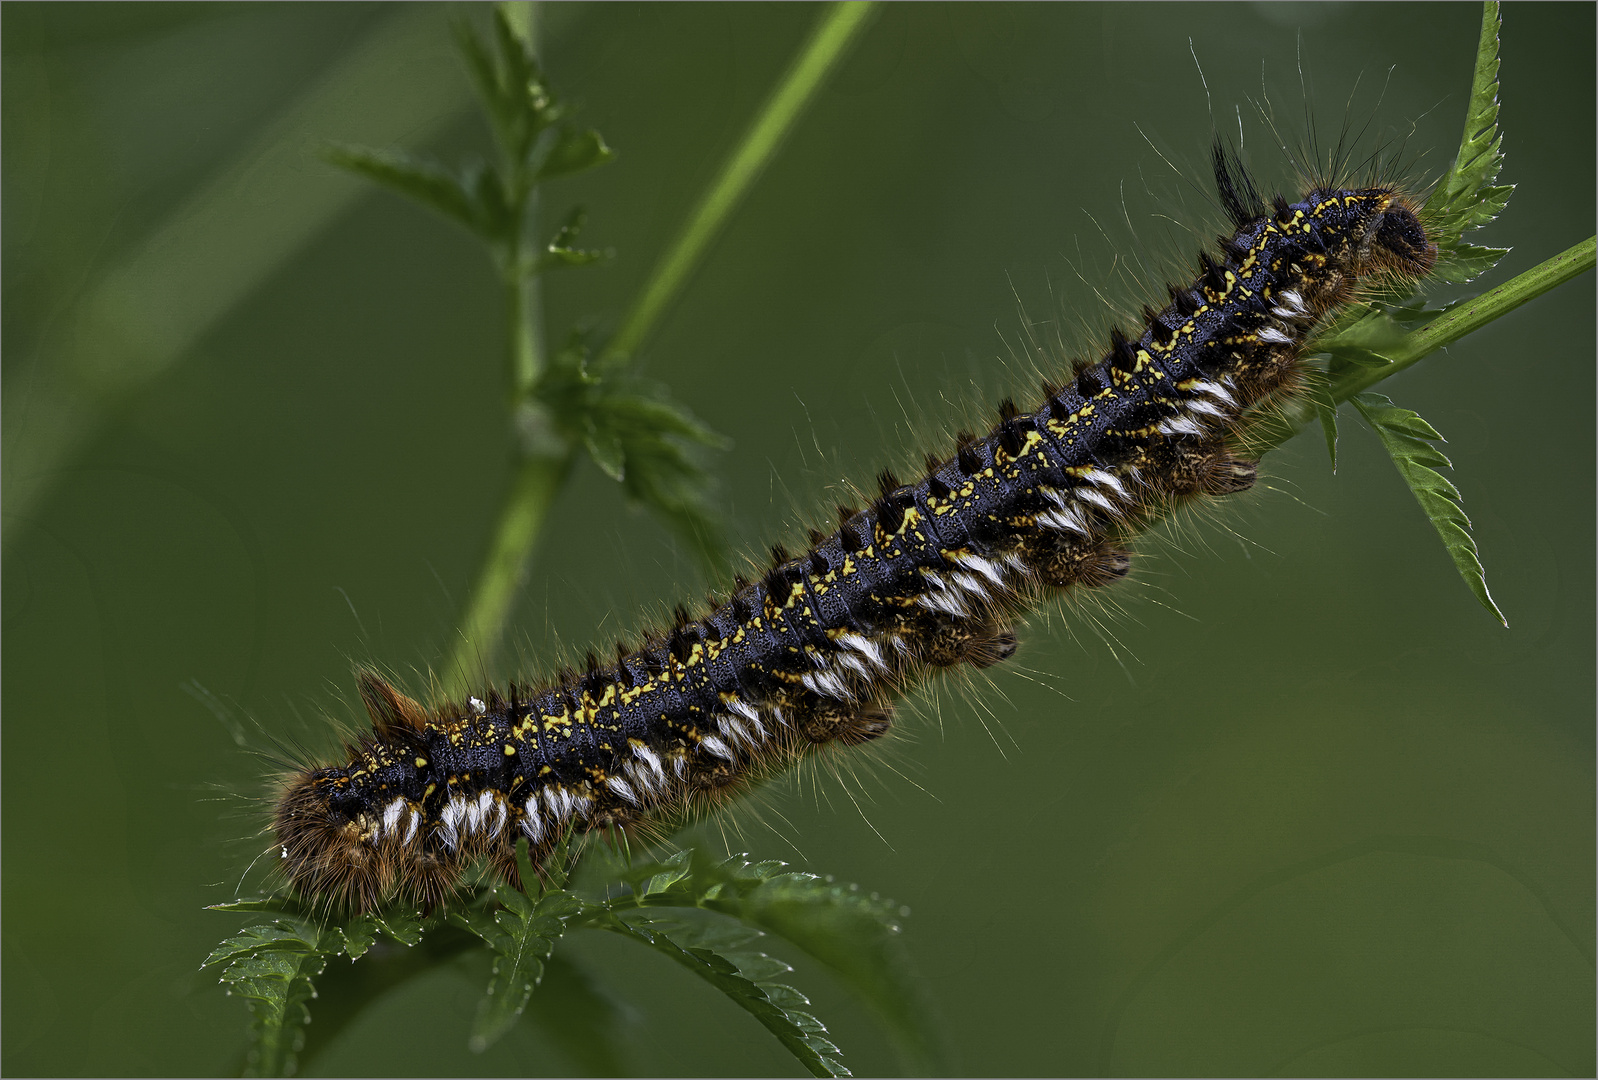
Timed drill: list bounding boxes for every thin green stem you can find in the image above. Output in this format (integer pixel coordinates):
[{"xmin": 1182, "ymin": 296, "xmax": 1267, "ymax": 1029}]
[
  {"xmin": 599, "ymin": 1, "xmax": 877, "ymax": 369},
  {"xmin": 1260, "ymin": 236, "xmax": 1595, "ymax": 453},
  {"xmin": 442, "ymin": 3, "xmax": 872, "ymax": 690},
  {"xmin": 445, "ymin": 453, "xmax": 571, "ymax": 699},
  {"xmin": 1338, "ymin": 235, "xmax": 1596, "ymax": 399},
  {"xmin": 506, "ymin": 235, "xmax": 544, "ymax": 399}
]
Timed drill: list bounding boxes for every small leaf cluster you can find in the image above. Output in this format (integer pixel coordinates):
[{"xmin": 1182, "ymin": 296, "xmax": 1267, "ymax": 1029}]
[
  {"xmin": 326, "ymin": 8, "xmax": 724, "ymax": 564},
  {"xmin": 1352, "ymin": 393, "xmax": 1506, "ymax": 624},
  {"xmin": 530, "ymin": 332, "xmax": 730, "ymax": 568},
  {"xmin": 207, "ymin": 843, "xmax": 939, "ymax": 1077},
  {"xmin": 205, "ymin": 903, "xmax": 431, "ymax": 1078},
  {"xmin": 326, "ymin": 12, "xmax": 612, "ymax": 275},
  {"xmin": 1299, "ymin": 0, "xmax": 1510, "ymax": 624}
]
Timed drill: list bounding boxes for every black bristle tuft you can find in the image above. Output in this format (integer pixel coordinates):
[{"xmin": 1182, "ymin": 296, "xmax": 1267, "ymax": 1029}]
[
  {"xmin": 924, "ymin": 452, "xmax": 943, "ymax": 475},
  {"xmin": 1212, "ymin": 137, "xmax": 1264, "ymax": 229},
  {"xmin": 1075, "ymin": 365, "xmax": 1105, "ymax": 398},
  {"xmin": 839, "ymin": 521, "xmax": 865, "ymax": 552},
  {"xmin": 928, "ymin": 474, "xmax": 952, "ymax": 499},
  {"xmin": 956, "ymin": 440, "xmax": 981, "ymax": 477},
  {"xmin": 1272, "ymin": 193, "xmax": 1293, "ymax": 223},
  {"xmin": 807, "ymin": 527, "xmax": 826, "ymax": 546},
  {"xmin": 769, "ymin": 544, "xmax": 790, "ymax": 568},
  {"xmin": 1109, "ymin": 328, "xmax": 1138, "ymax": 373},
  {"xmin": 876, "ymin": 469, "xmax": 900, "ymax": 498},
  {"xmin": 875, "ymin": 497, "xmax": 905, "ymax": 535},
  {"xmin": 997, "ymin": 397, "xmax": 1020, "ymax": 422},
  {"xmin": 809, "ymin": 550, "xmax": 830, "ymax": 577}
]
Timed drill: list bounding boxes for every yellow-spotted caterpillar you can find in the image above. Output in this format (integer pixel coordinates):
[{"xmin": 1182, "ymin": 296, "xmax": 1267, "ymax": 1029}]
[{"xmin": 274, "ymin": 144, "xmax": 1439, "ymax": 912}]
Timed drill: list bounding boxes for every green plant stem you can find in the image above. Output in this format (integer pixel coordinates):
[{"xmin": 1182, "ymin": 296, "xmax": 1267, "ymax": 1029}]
[
  {"xmin": 1341, "ymin": 235, "xmax": 1596, "ymax": 399},
  {"xmin": 1262, "ymin": 235, "xmax": 1596, "ymax": 452},
  {"xmin": 599, "ymin": 1, "xmax": 876, "ymax": 369},
  {"xmin": 506, "ymin": 245, "xmax": 544, "ymax": 398},
  {"xmin": 441, "ymin": 4, "xmax": 872, "ymax": 691},
  {"xmin": 445, "ymin": 453, "xmax": 570, "ymax": 699}
]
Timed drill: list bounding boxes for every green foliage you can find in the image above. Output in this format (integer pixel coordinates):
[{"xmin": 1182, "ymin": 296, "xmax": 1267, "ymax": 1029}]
[
  {"xmin": 324, "ymin": 7, "xmax": 723, "ymax": 571},
  {"xmin": 1424, "ymin": 0, "xmax": 1513, "ymax": 283},
  {"xmin": 599, "ymin": 913, "xmax": 850, "ymax": 1078},
  {"xmin": 206, "ymin": 846, "xmax": 922, "ymax": 1077},
  {"xmin": 1352, "ymin": 394, "xmax": 1507, "ymax": 626},
  {"xmin": 1295, "ymin": 0, "xmax": 1518, "ymax": 623}
]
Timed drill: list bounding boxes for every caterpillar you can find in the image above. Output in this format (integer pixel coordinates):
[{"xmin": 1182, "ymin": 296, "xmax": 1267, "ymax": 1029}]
[{"xmin": 274, "ymin": 145, "xmax": 1438, "ymax": 912}]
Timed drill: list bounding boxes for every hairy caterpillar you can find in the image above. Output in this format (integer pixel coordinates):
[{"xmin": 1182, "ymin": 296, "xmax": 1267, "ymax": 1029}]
[{"xmin": 274, "ymin": 146, "xmax": 1437, "ymax": 912}]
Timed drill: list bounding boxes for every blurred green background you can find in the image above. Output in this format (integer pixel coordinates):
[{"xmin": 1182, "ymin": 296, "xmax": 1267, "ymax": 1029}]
[{"xmin": 4, "ymin": 3, "xmax": 1592, "ymax": 1075}]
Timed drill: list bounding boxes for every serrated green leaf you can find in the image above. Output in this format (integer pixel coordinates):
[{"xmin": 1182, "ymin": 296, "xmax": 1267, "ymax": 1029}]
[
  {"xmin": 535, "ymin": 128, "xmax": 615, "ymax": 182},
  {"xmin": 336, "ymin": 918, "xmax": 377, "ymax": 960},
  {"xmin": 1425, "ymin": 1, "xmax": 1513, "ymax": 278},
  {"xmin": 1431, "ymin": 242, "xmax": 1512, "ymax": 284},
  {"xmin": 599, "ymin": 912, "xmax": 851, "ymax": 1078},
  {"xmin": 324, "ymin": 145, "xmax": 481, "ymax": 235},
  {"xmin": 459, "ymin": 887, "xmax": 589, "ymax": 1054},
  {"xmin": 611, "ymin": 852, "xmax": 946, "ymax": 1074},
  {"xmin": 1316, "ymin": 402, "xmax": 1339, "ymax": 472},
  {"xmin": 207, "ymin": 920, "xmax": 330, "ymax": 1078},
  {"xmin": 204, "ymin": 921, "xmax": 316, "ymax": 970},
  {"xmin": 207, "ymin": 896, "xmax": 304, "ymax": 916},
  {"xmin": 368, "ymin": 906, "xmax": 431, "ymax": 947},
  {"xmin": 584, "ymin": 429, "xmax": 627, "ymax": 482},
  {"xmin": 536, "ymin": 205, "xmax": 610, "ymax": 272},
  {"xmin": 1353, "ymin": 393, "xmax": 1506, "ymax": 626}
]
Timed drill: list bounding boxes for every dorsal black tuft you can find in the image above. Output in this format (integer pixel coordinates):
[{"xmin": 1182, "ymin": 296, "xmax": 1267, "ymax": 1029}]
[
  {"xmin": 1075, "ymin": 364, "xmax": 1105, "ymax": 398},
  {"xmin": 807, "ymin": 526, "xmax": 826, "ymax": 546},
  {"xmin": 1212, "ymin": 137, "xmax": 1264, "ymax": 229},
  {"xmin": 928, "ymin": 473, "xmax": 952, "ymax": 499},
  {"xmin": 1170, "ymin": 283, "xmax": 1202, "ymax": 316},
  {"xmin": 997, "ymin": 397, "xmax": 1020, "ymax": 422},
  {"xmin": 879, "ymin": 500, "xmax": 906, "ymax": 535},
  {"xmin": 839, "ymin": 520, "xmax": 865, "ymax": 552},
  {"xmin": 923, "ymin": 452, "xmax": 943, "ymax": 475},
  {"xmin": 834, "ymin": 504, "xmax": 858, "ymax": 529},
  {"xmin": 956, "ymin": 438, "xmax": 981, "ymax": 477},
  {"xmin": 1039, "ymin": 377, "xmax": 1062, "ymax": 400},
  {"xmin": 876, "ymin": 469, "xmax": 900, "ymax": 498},
  {"xmin": 1198, "ymin": 251, "xmax": 1227, "ymax": 292},
  {"xmin": 1143, "ymin": 305, "xmax": 1175, "ymax": 345},
  {"xmin": 1272, "ymin": 193, "xmax": 1293, "ymax": 223},
  {"xmin": 809, "ymin": 550, "xmax": 830, "ymax": 577},
  {"xmin": 1108, "ymin": 328, "xmax": 1138, "ymax": 373},
  {"xmin": 768, "ymin": 544, "xmax": 790, "ymax": 569},
  {"xmin": 997, "ymin": 415, "xmax": 1030, "ymax": 457}
]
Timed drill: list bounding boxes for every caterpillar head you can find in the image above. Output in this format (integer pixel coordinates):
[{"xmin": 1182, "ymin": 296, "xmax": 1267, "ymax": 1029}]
[
  {"xmin": 273, "ymin": 766, "xmax": 394, "ymax": 912},
  {"xmin": 1367, "ymin": 191, "xmax": 1438, "ymax": 279}
]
